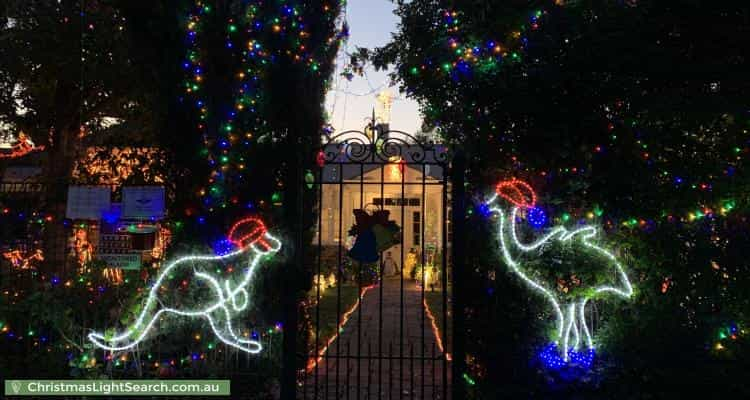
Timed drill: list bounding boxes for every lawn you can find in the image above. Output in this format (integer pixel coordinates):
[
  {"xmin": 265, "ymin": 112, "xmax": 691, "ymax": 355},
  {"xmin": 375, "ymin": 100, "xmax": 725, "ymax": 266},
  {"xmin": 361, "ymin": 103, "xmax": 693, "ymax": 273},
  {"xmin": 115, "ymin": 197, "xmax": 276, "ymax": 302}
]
[
  {"xmin": 311, "ymin": 283, "xmax": 361, "ymax": 348},
  {"xmin": 424, "ymin": 287, "xmax": 452, "ymax": 355}
]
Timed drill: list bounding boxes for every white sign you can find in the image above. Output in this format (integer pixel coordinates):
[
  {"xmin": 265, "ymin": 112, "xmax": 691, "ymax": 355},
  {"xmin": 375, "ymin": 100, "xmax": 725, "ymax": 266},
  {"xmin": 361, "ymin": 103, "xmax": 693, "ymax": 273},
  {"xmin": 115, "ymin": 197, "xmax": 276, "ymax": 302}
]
[
  {"xmin": 66, "ymin": 186, "xmax": 111, "ymax": 220},
  {"xmin": 96, "ymin": 253, "xmax": 141, "ymax": 270},
  {"xmin": 122, "ymin": 186, "xmax": 165, "ymax": 219}
]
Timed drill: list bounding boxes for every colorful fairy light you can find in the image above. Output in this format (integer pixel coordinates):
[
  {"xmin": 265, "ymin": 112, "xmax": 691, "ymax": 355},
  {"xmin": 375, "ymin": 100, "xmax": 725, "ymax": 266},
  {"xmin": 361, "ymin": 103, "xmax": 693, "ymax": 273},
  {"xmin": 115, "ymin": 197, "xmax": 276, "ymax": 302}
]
[
  {"xmin": 395, "ymin": 2, "xmax": 750, "ymax": 232},
  {"xmin": 712, "ymin": 321, "xmax": 745, "ymax": 355},
  {"xmin": 411, "ymin": 4, "xmax": 750, "ymax": 215},
  {"xmin": 487, "ymin": 180, "xmax": 634, "ymax": 362},
  {"xmin": 2, "ymin": 249, "xmax": 44, "ymax": 270},
  {"xmin": 490, "ymin": 193, "xmax": 740, "ymax": 232},
  {"xmin": 407, "ymin": 7, "xmax": 560, "ymax": 78},
  {"xmin": 0, "ymin": 208, "xmax": 54, "ymax": 225},
  {"xmin": 182, "ymin": 1, "xmax": 346, "ymax": 212},
  {"xmin": 88, "ymin": 217, "xmax": 281, "ymax": 354}
]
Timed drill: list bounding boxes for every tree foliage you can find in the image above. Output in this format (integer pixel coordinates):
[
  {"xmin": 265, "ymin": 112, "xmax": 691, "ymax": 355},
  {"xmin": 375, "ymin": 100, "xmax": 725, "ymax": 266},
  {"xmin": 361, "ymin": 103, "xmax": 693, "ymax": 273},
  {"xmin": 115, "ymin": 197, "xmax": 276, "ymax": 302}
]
[
  {"xmin": 0, "ymin": 0, "xmax": 174, "ymax": 186},
  {"xmin": 0, "ymin": 0, "xmax": 345, "ymax": 389},
  {"xmin": 373, "ymin": 0, "xmax": 750, "ymax": 396}
]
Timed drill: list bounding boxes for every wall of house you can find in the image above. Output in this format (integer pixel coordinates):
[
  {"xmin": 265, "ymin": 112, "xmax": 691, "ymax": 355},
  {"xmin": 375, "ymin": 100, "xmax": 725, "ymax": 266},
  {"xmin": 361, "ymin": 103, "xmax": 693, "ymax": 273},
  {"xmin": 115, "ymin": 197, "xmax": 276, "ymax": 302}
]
[{"xmin": 315, "ymin": 164, "xmax": 446, "ymax": 264}]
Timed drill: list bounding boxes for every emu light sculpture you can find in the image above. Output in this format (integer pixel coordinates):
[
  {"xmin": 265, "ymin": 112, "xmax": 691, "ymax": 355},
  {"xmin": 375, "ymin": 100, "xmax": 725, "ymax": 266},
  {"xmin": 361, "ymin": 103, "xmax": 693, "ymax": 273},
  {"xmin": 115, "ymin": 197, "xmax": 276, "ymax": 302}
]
[{"xmin": 487, "ymin": 180, "xmax": 634, "ymax": 363}]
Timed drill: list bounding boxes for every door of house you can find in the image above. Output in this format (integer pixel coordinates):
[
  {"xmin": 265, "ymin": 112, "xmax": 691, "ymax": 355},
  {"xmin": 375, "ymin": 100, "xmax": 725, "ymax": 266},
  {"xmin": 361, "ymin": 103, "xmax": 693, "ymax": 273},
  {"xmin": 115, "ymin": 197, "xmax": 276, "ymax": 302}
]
[{"xmin": 298, "ymin": 128, "xmax": 453, "ymax": 399}]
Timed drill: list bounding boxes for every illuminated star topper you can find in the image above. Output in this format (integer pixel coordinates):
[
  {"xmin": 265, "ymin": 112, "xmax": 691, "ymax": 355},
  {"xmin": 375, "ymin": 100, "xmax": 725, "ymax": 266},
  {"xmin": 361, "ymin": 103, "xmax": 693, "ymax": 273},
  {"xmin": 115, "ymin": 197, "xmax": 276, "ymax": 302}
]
[
  {"xmin": 88, "ymin": 217, "xmax": 282, "ymax": 354},
  {"xmin": 487, "ymin": 180, "xmax": 634, "ymax": 363}
]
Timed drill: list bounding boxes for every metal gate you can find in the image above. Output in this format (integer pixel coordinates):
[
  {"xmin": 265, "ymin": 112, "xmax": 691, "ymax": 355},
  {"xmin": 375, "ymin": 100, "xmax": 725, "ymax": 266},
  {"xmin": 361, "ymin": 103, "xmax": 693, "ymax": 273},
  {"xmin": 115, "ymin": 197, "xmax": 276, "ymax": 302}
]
[{"xmin": 299, "ymin": 127, "xmax": 452, "ymax": 399}]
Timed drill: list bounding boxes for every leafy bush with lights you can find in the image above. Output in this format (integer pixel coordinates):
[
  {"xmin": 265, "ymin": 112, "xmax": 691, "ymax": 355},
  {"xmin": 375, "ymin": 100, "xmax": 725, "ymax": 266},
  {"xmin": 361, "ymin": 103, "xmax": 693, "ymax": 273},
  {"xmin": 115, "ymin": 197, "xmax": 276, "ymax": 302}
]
[{"xmin": 370, "ymin": 0, "xmax": 750, "ymax": 396}]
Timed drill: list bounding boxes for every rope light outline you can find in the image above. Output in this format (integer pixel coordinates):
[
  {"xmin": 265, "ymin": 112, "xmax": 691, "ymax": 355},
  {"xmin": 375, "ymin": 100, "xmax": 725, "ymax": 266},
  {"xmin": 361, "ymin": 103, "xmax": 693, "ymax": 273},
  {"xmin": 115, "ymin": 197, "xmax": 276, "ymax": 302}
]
[
  {"xmin": 88, "ymin": 218, "xmax": 281, "ymax": 354},
  {"xmin": 488, "ymin": 180, "xmax": 634, "ymax": 361}
]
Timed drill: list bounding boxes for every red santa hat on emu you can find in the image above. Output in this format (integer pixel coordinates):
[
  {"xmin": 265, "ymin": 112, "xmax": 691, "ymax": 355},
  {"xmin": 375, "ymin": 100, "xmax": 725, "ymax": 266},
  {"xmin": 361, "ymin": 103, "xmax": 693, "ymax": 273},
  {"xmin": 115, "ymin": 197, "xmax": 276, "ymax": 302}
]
[{"xmin": 495, "ymin": 179, "xmax": 537, "ymax": 209}]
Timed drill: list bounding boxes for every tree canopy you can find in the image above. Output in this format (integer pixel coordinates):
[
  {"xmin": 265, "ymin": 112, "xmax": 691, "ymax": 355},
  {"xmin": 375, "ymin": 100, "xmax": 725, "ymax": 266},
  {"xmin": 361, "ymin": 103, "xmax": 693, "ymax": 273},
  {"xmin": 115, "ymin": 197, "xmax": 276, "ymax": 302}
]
[
  {"xmin": 0, "ymin": 1, "xmax": 172, "ymax": 167},
  {"xmin": 368, "ymin": 0, "xmax": 750, "ymax": 396},
  {"xmin": 367, "ymin": 1, "xmax": 750, "ymax": 218}
]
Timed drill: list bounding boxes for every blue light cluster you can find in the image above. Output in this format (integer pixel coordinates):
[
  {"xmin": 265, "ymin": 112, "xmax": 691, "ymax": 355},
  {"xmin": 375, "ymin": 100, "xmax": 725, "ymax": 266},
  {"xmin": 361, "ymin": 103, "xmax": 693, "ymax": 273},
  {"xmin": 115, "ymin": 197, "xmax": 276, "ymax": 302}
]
[
  {"xmin": 568, "ymin": 347, "xmax": 595, "ymax": 369},
  {"xmin": 212, "ymin": 239, "xmax": 237, "ymax": 256},
  {"xmin": 527, "ymin": 207, "xmax": 548, "ymax": 229},
  {"xmin": 538, "ymin": 343, "xmax": 595, "ymax": 370},
  {"xmin": 477, "ymin": 202, "xmax": 492, "ymax": 218},
  {"xmin": 101, "ymin": 208, "xmax": 121, "ymax": 224}
]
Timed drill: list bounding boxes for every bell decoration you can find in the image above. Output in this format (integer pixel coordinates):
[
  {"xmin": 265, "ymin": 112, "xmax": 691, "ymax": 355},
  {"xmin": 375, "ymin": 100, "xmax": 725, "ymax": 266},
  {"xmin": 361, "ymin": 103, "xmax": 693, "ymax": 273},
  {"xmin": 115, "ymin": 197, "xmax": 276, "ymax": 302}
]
[
  {"xmin": 348, "ymin": 229, "xmax": 379, "ymax": 263},
  {"xmin": 347, "ymin": 208, "xmax": 401, "ymax": 263},
  {"xmin": 372, "ymin": 223, "xmax": 398, "ymax": 251}
]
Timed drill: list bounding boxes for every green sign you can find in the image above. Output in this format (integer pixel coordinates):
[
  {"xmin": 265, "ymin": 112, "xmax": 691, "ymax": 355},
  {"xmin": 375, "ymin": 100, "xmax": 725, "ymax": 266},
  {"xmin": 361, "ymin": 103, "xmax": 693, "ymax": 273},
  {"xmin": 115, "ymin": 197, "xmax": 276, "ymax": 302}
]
[
  {"xmin": 5, "ymin": 380, "xmax": 230, "ymax": 396},
  {"xmin": 96, "ymin": 253, "xmax": 142, "ymax": 270}
]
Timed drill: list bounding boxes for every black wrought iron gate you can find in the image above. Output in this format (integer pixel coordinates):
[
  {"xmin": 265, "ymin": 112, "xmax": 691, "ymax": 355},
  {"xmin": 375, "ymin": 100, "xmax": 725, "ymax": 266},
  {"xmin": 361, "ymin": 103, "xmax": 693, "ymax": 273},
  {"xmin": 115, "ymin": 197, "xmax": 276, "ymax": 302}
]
[{"xmin": 298, "ymin": 128, "xmax": 453, "ymax": 399}]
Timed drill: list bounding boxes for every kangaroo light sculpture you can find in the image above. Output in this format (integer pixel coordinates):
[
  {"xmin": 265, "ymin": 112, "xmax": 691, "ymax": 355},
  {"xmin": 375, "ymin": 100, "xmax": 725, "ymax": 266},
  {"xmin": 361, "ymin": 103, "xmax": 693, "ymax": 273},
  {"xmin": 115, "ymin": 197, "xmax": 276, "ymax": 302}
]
[
  {"xmin": 88, "ymin": 217, "xmax": 281, "ymax": 354},
  {"xmin": 487, "ymin": 180, "xmax": 634, "ymax": 363}
]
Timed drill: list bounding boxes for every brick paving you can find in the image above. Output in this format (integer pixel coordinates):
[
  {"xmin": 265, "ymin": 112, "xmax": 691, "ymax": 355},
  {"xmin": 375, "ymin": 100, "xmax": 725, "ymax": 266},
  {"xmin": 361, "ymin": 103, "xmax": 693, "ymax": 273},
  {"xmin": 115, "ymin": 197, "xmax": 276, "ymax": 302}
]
[{"xmin": 301, "ymin": 277, "xmax": 451, "ymax": 399}]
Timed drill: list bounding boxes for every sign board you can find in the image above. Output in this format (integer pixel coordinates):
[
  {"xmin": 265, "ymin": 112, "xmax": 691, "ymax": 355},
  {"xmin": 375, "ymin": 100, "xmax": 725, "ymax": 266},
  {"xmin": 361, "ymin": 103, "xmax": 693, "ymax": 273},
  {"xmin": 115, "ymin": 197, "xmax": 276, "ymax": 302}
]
[
  {"xmin": 97, "ymin": 234, "xmax": 141, "ymax": 269},
  {"xmin": 122, "ymin": 186, "xmax": 165, "ymax": 219},
  {"xmin": 66, "ymin": 186, "xmax": 111, "ymax": 220},
  {"xmin": 98, "ymin": 234, "xmax": 132, "ymax": 253},
  {"xmin": 96, "ymin": 253, "xmax": 141, "ymax": 270}
]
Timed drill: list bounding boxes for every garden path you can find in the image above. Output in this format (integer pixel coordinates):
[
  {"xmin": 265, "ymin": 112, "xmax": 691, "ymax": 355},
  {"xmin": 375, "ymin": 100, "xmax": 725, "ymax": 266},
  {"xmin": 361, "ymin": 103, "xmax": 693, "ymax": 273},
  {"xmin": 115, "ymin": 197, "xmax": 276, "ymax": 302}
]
[{"xmin": 301, "ymin": 277, "xmax": 451, "ymax": 399}]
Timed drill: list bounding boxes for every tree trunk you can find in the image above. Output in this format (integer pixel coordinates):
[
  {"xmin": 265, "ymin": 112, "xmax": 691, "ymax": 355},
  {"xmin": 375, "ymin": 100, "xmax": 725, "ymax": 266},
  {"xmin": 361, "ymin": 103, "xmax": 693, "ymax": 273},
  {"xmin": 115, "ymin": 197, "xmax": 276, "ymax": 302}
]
[
  {"xmin": 273, "ymin": 64, "xmax": 322, "ymax": 399},
  {"xmin": 42, "ymin": 0, "xmax": 83, "ymax": 275}
]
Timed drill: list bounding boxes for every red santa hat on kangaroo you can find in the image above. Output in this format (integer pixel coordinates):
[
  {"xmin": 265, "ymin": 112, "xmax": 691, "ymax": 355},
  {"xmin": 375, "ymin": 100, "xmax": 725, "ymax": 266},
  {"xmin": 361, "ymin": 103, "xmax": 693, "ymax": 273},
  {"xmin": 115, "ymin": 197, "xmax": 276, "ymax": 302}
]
[{"xmin": 227, "ymin": 217, "xmax": 276, "ymax": 253}]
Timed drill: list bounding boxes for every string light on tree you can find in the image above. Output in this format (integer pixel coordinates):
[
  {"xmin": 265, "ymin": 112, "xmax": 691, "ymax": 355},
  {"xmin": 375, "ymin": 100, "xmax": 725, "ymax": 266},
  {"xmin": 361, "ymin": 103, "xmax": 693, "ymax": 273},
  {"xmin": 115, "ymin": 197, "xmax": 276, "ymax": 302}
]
[
  {"xmin": 406, "ymin": 6, "xmax": 561, "ymax": 79},
  {"xmin": 0, "ymin": 131, "xmax": 45, "ymax": 159},
  {"xmin": 182, "ymin": 1, "xmax": 347, "ymax": 213},
  {"xmin": 2, "ymin": 249, "xmax": 44, "ymax": 270},
  {"xmin": 713, "ymin": 321, "xmax": 745, "ymax": 354}
]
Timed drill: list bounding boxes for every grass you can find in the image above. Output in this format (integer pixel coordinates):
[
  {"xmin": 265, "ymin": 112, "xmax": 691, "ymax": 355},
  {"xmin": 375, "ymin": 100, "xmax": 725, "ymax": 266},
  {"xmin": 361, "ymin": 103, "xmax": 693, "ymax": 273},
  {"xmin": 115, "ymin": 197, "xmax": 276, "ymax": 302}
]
[
  {"xmin": 311, "ymin": 283, "xmax": 361, "ymax": 348},
  {"xmin": 424, "ymin": 286, "xmax": 452, "ymax": 355}
]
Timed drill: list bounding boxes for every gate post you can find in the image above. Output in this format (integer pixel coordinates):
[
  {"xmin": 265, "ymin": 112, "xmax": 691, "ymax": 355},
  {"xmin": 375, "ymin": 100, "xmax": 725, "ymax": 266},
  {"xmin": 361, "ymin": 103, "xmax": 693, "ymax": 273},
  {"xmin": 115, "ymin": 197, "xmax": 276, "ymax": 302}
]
[
  {"xmin": 450, "ymin": 150, "xmax": 467, "ymax": 399},
  {"xmin": 280, "ymin": 145, "xmax": 304, "ymax": 400}
]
